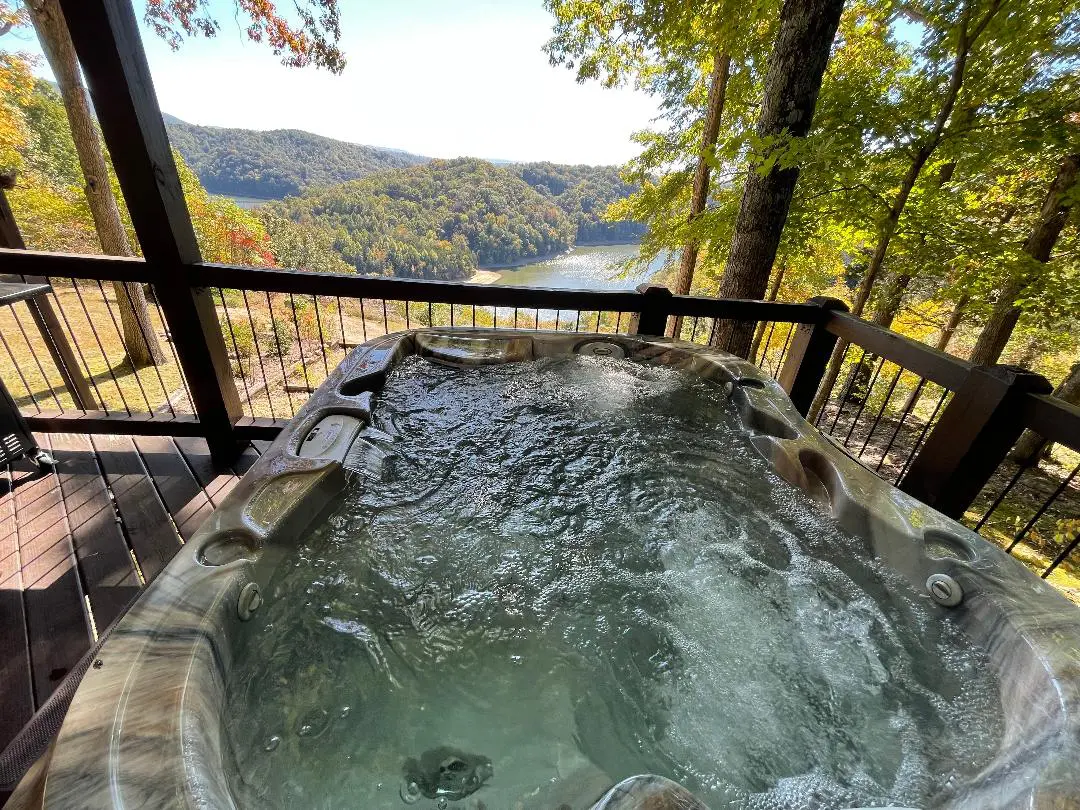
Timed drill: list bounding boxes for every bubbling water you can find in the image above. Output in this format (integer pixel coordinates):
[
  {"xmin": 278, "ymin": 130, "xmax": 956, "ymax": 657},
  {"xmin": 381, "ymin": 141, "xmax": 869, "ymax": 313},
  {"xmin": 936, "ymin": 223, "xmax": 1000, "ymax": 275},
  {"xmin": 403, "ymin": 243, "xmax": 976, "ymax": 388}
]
[{"xmin": 223, "ymin": 355, "xmax": 1003, "ymax": 810}]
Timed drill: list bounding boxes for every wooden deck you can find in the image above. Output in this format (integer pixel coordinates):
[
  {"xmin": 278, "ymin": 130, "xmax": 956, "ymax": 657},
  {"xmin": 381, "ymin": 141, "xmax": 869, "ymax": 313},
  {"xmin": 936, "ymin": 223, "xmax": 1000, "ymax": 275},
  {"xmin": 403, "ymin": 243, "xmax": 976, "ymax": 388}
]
[{"xmin": 0, "ymin": 433, "xmax": 269, "ymax": 787}]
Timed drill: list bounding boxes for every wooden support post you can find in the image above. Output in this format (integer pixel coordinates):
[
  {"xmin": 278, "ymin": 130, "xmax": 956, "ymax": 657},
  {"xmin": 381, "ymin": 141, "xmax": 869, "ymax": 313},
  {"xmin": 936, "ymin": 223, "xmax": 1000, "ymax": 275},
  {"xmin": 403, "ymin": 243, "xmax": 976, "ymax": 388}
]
[
  {"xmin": 899, "ymin": 365, "xmax": 1053, "ymax": 519},
  {"xmin": 630, "ymin": 284, "xmax": 673, "ymax": 336},
  {"xmin": 777, "ymin": 296, "xmax": 848, "ymax": 416},
  {"xmin": 58, "ymin": 0, "xmax": 242, "ymax": 465},
  {"xmin": 0, "ymin": 187, "xmax": 98, "ymax": 410}
]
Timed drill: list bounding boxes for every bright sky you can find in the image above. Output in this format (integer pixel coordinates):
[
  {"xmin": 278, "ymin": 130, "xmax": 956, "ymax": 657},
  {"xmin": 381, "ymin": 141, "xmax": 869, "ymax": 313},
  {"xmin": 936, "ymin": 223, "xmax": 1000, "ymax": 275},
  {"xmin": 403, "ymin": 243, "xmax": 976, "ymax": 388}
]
[{"xmin": 10, "ymin": 0, "xmax": 660, "ymax": 165}]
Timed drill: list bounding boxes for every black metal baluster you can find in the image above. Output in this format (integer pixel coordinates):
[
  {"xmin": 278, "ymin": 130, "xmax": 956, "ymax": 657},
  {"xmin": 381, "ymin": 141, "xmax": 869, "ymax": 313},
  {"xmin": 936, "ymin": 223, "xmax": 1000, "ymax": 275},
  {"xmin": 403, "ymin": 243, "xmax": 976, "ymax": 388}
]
[
  {"xmin": 44, "ymin": 280, "xmax": 109, "ymax": 414},
  {"xmin": 814, "ymin": 342, "xmax": 851, "ymax": 428},
  {"xmin": 1043, "ymin": 520, "xmax": 1080, "ymax": 578},
  {"xmin": 266, "ymin": 291, "xmax": 295, "ymax": 416},
  {"xmin": 288, "ymin": 294, "xmax": 313, "ymax": 398},
  {"xmin": 117, "ymin": 282, "xmax": 174, "ymax": 416},
  {"xmin": 96, "ymin": 280, "xmax": 154, "ymax": 413},
  {"xmin": 894, "ymin": 387, "xmax": 951, "ymax": 484},
  {"xmin": 828, "ymin": 348, "xmax": 867, "ymax": 434},
  {"xmin": 143, "ymin": 292, "xmax": 193, "ymax": 413},
  {"xmin": 70, "ymin": 278, "xmax": 131, "ymax": 416},
  {"xmin": 219, "ymin": 290, "xmax": 255, "ymax": 416},
  {"xmin": 0, "ymin": 327, "xmax": 41, "ymax": 413},
  {"xmin": 1007, "ymin": 462, "xmax": 1080, "ymax": 553},
  {"xmin": 843, "ymin": 355, "xmax": 885, "ymax": 447},
  {"xmin": 875, "ymin": 376, "xmax": 925, "ymax": 472},
  {"xmin": 311, "ymin": 295, "xmax": 331, "ymax": 379},
  {"xmin": 358, "ymin": 298, "xmax": 369, "ymax": 343},
  {"xmin": 772, "ymin": 323, "xmax": 796, "ymax": 378},
  {"xmin": 238, "ymin": 290, "xmax": 275, "ymax": 419},
  {"xmin": 859, "ymin": 364, "xmax": 903, "ymax": 458},
  {"xmin": 335, "ymin": 296, "xmax": 348, "ymax": 361},
  {"xmin": 11, "ymin": 306, "xmax": 64, "ymax": 411},
  {"xmin": 757, "ymin": 322, "xmax": 777, "ymax": 370}
]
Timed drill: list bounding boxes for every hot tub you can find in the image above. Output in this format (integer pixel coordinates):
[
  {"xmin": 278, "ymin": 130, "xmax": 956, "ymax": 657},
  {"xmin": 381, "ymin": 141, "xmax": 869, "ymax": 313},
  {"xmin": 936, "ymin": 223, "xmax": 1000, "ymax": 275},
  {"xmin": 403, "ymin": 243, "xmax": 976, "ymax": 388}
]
[{"xmin": 11, "ymin": 330, "xmax": 1080, "ymax": 809}]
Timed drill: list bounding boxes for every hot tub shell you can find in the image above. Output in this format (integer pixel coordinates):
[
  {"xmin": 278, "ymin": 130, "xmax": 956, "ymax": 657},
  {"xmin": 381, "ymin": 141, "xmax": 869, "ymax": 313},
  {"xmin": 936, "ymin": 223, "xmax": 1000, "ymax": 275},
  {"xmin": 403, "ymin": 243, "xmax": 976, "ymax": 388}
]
[{"xmin": 10, "ymin": 330, "xmax": 1080, "ymax": 809}]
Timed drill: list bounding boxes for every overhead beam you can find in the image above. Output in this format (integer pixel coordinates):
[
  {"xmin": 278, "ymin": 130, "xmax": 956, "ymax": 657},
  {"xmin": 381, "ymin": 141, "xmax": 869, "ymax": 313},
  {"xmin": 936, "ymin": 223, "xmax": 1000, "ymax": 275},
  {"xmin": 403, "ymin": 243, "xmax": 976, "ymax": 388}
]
[{"xmin": 57, "ymin": 0, "xmax": 243, "ymax": 466}]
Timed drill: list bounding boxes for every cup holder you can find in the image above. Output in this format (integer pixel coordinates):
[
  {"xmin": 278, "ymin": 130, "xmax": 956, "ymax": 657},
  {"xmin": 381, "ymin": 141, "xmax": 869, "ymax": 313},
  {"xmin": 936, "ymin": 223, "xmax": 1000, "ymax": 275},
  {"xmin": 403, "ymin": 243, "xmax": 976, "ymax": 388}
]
[
  {"xmin": 197, "ymin": 532, "xmax": 259, "ymax": 567},
  {"xmin": 923, "ymin": 530, "xmax": 977, "ymax": 562},
  {"xmin": 734, "ymin": 377, "xmax": 767, "ymax": 389}
]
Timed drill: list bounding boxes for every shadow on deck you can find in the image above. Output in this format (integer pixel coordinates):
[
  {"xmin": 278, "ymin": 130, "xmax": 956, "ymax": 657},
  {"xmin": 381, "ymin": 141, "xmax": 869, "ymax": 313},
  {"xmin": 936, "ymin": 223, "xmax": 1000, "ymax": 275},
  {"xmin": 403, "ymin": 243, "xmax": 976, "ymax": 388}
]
[{"xmin": 0, "ymin": 433, "xmax": 268, "ymax": 803}]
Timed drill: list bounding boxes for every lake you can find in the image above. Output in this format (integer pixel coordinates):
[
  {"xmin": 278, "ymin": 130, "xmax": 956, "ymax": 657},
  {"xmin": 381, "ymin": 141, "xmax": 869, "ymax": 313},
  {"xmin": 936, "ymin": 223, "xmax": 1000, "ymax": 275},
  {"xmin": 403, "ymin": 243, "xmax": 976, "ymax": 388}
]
[
  {"xmin": 486, "ymin": 243, "xmax": 663, "ymax": 290},
  {"xmin": 224, "ymin": 195, "xmax": 274, "ymax": 210}
]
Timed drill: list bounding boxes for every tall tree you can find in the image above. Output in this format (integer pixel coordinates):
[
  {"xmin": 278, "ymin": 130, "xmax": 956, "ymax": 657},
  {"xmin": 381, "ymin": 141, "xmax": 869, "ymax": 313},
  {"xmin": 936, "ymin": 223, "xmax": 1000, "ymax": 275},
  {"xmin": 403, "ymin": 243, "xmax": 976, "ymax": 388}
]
[
  {"xmin": 969, "ymin": 153, "xmax": 1080, "ymax": 365},
  {"xmin": 25, "ymin": 0, "xmax": 164, "ymax": 366},
  {"xmin": 807, "ymin": 0, "xmax": 1005, "ymax": 417},
  {"xmin": 710, "ymin": 0, "xmax": 845, "ymax": 356},
  {"xmin": 546, "ymin": 0, "xmax": 779, "ymax": 321},
  {"xmin": 670, "ymin": 51, "xmax": 730, "ymax": 336}
]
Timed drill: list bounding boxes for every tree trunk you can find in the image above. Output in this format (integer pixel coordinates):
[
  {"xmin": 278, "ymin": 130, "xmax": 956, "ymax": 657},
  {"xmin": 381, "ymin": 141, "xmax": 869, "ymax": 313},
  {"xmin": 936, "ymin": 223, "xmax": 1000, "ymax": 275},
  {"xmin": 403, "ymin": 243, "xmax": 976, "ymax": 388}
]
[
  {"xmin": 27, "ymin": 0, "xmax": 164, "ymax": 367},
  {"xmin": 807, "ymin": 0, "xmax": 999, "ymax": 421},
  {"xmin": 1009, "ymin": 362, "xmax": 1080, "ymax": 464},
  {"xmin": 969, "ymin": 153, "xmax": 1080, "ymax": 366},
  {"xmin": 670, "ymin": 52, "xmax": 731, "ymax": 338},
  {"xmin": 842, "ymin": 270, "xmax": 914, "ymax": 401},
  {"xmin": 710, "ymin": 0, "xmax": 844, "ymax": 357},
  {"xmin": 748, "ymin": 262, "xmax": 786, "ymax": 362}
]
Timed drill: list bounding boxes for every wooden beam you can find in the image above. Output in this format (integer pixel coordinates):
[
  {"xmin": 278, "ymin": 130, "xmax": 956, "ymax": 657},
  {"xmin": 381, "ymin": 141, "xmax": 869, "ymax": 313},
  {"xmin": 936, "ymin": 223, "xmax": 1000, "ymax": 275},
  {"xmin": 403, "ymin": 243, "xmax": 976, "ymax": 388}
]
[
  {"xmin": 25, "ymin": 412, "xmax": 202, "ymax": 436},
  {"xmin": 0, "ymin": 248, "xmax": 151, "ymax": 283},
  {"xmin": 899, "ymin": 365, "xmax": 1053, "ymax": 518},
  {"xmin": 57, "ymin": 0, "xmax": 242, "ymax": 466},
  {"xmin": 1019, "ymin": 392, "xmax": 1080, "ymax": 452},
  {"xmin": 825, "ymin": 311, "xmax": 971, "ymax": 391},
  {"xmin": 778, "ymin": 297, "xmax": 849, "ymax": 415}
]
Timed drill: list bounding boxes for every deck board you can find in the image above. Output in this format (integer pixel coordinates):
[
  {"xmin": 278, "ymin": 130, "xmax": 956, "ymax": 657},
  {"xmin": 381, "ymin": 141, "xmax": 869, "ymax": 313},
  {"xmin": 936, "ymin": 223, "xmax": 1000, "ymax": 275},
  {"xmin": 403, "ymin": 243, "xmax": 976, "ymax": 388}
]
[
  {"xmin": 131, "ymin": 436, "xmax": 212, "ymax": 541},
  {"xmin": 0, "ymin": 468, "xmax": 33, "ymax": 758},
  {"xmin": 0, "ymin": 433, "xmax": 261, "ymax": 775},
  {"xmin": 50, "ymin": 434, "xmax": 141, "ymax": 633},
  {"xmin": 11, "ymin": 441, "xmax": 92, "ymax": 707},
  {"xmin": 90, "ymin": 434, "xmax": 180, "ymax": 585}
]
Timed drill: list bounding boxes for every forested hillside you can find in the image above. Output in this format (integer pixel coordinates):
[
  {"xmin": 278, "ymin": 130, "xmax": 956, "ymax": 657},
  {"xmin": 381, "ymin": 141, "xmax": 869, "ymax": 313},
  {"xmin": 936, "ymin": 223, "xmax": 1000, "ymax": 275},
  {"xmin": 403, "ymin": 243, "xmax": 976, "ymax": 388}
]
[
  {"xmin": 512, "ymin": 162, "xmax": 646, "ymax": 243},
  {"xmin": 163, "ymin": 116, "xmax": 428, "ymax": 199},
  {"xmin": 268, "ymin": 158, "xmax": 578, "ymax": 279}
]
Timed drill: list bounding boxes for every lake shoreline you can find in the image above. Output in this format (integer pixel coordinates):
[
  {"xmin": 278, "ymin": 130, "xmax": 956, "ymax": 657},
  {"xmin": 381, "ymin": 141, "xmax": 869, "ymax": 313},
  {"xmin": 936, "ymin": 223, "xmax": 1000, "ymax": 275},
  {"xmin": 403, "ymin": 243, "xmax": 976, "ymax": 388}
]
[
  {"xmin": 477, "ymin": 239, "xmax": 642, "ymax": 272},
  {"xmin": 469, "ymin": 243, "xmax": 664, "ymax": 292}
]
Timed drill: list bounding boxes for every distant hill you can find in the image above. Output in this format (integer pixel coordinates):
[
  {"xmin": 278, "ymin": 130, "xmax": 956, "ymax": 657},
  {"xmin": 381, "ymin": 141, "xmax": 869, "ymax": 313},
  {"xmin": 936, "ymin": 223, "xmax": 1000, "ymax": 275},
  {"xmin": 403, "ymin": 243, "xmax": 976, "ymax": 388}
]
[
  {"xmin": 511, "ymin": 162, "xmax": 646, "ymax": 244},
  {"xmin": 163, "ymin": 115, "xmax": 428, "ymax": 199},
  {"xmin": 268, "ymin": 158, "xmax": 578, "ymax": 280}
]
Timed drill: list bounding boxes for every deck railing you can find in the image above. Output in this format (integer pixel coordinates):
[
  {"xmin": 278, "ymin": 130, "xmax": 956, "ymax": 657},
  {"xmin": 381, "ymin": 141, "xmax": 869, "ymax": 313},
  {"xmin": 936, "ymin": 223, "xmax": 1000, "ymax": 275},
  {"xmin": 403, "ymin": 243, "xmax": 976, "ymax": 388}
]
[{"xmin": 0, "ymin": 0, "xmax": 1076, "ymax": 587}]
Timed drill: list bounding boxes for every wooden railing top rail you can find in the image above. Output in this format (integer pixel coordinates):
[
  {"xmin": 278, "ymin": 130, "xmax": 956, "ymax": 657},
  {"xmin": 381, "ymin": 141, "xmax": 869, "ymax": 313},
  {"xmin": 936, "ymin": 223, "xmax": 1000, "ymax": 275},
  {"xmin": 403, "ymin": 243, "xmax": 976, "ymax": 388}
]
[
  {"xmin": 0, "ymin": 248, "xmax": 151, "ymax": 283},
  {"xmin": 1021, "ymin": 393, "xmax": 1080, "ymax": 451},
  {"xmin": 824, "ymin": 310, "xmax": 972, "ymax": 392}
]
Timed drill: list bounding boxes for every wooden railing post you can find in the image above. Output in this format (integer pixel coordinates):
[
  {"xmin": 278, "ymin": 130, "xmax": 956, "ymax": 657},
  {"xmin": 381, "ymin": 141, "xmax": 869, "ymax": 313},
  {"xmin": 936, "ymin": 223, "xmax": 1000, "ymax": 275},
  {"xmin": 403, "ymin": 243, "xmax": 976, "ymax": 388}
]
[
  {"xmin": 899, "ymin": 365, "xmax": 1053, "ymax": 519},
  {"xmin": 630, "ymin": 284, "xmax": 673, "ymax": 336},
  {"xmin": 59, "ymin": 0, "xmax": 242, "ymax": 465},
  {"xmin": 777, "ymin": 296, "xmax": 848, "ymax": 415}
]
